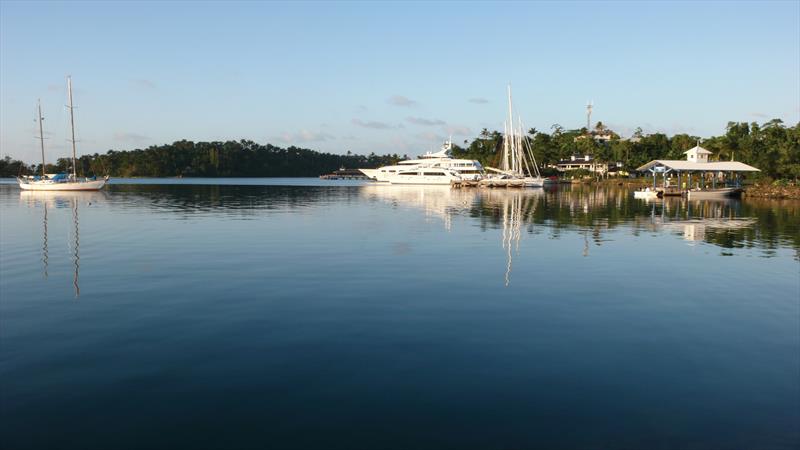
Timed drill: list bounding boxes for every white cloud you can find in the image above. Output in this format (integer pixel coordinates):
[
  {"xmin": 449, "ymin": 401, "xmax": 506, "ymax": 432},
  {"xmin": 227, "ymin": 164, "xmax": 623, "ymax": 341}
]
[
  {"xmin": 443, "ymin": 125, "xmax": 471, "ymax": 136},
  {"xmin": 131, "ymin": 79, "xmax": 157, "ymax": 89},
  {"xmin": 407, "ymin": 116, "xmax": 446, "ymax": 126},
  {"xmin": 113, "ymin": 131, "xmax": 150, "ymax": 143},
  {"xmin": 750, "ymin": 112, "xmax": 768, "ymax": 118},
  {"xmin": 416, "ymin": 131, "xmax": 445, "ymax": 142},
  {"xmin": 273, "ymin": 130, "xmax": 335, "ymax": 143},
  {"xmin": 352, "ymin": 118, "xmax": 397, "ymax": 129},
  {"xmin": 387, "ymin": 95, "xmax": 417, "ymax": 107},
  {"xmin": 388, "ymin": 136, "xmax": 413, "ymax": 151},
  {"xmin": 468, "ymin": 97, "xmax": 489, "ymax": 104}
]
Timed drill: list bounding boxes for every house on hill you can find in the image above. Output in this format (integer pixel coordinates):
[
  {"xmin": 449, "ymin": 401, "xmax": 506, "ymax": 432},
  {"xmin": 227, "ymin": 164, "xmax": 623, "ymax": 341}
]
[
  {"xmin": 551, "ymin": 154, "xmax": 613, "ymax": 175},
  {"xmin": 574, "ymin": 122, "xmax": 619, "ymax": 143}
]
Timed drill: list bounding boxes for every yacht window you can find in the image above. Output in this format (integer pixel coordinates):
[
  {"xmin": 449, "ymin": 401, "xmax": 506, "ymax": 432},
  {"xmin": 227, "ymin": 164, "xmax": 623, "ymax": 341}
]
[{"xmin": 423, "ymin": 172, "xmax": 444, "ymax": 176}]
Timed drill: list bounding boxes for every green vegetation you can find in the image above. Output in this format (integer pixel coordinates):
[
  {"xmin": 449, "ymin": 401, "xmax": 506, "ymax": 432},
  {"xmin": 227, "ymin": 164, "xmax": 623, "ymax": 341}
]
[
  {"xmin": 1, "ymin": 140, "xmax": 404, "ymax": 178},
  {"xmin": 451, "ymin": 120, "xmax": 799, "ymax": 181},
  {"xmin": 2, "ymin": 119, "xmax": 798, "ymax": 180},
  {"xmin": 0, "ymin": 156, "xmax": 29, "ymax": 178}
]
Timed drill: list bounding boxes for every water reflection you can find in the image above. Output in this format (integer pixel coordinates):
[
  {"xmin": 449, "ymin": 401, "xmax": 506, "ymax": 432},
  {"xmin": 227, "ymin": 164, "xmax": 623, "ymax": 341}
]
[
  {"xmin": 3, "ymin": 182, "xmax": 798, "ymax": 450},
  {"xmin": 19, "ymin": 191, "xmax": 104, "ymax": 297},
  {"xmin": 108, "ymin": 184, "xmax": 360, "ymax": 217},
  {"xmin": 71, "ymin": 199, "xmax": 80, "ymax": 296},
  {"xmin": 42, "ymin": 202, "xmax": 48, "ymax": 279},
  {"xmin": 360, "ymin": 183, "xmax": 799, "ymax": 259},
  {"xmin": 12, "ymin": 184, "xmax": 800, "ymax": 295},
  {"xmin": 361, "ymin": 185, "xmax": 546, "ymax": 285},
  {"xmin": 359, "ymin": 185, "xmax": 479, "ymax": 231},
  {"xmin": 642, "ymin": 198, "xmax": 757, "ymax": 244}
]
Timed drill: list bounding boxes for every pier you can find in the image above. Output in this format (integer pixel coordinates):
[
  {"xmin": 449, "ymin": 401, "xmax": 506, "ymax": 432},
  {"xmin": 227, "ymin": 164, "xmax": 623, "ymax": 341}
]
[
  {"xmin": 451, "ymin": 179, "xmax": 527, "ymax": 188},
  {"xmin": 636, "ymin": 145, "xmax": 760, "ymax": 198},
  {"xmin": 319, "ymin": 168, "xmax": 369, "ymax": 180}
]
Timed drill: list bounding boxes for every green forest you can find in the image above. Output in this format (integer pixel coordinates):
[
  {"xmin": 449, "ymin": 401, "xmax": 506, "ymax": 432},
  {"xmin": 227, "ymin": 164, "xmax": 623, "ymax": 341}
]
[
  {"xmin": 450, "ymin": 119, "xmax": 799, "ymax": 181},
  {"xmin": 2, "ymin": 119, "xmax": 798, "ymax": 180}
]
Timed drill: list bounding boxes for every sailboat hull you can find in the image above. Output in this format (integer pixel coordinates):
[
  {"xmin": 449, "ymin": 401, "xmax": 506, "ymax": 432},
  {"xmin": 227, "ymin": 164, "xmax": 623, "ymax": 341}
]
[{"xmin": 18, "ymin": 178, "xmax": 107, "ymax": 191}]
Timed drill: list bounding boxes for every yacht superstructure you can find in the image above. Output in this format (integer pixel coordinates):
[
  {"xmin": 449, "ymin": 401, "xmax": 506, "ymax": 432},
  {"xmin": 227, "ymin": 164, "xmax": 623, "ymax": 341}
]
[{"xmin": 359, "ymin": 139, "xmax": 484, "ymax": 184}]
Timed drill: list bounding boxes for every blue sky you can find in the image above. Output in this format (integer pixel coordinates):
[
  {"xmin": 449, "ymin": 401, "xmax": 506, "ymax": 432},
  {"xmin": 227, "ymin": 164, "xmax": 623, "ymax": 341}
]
[{"xmin": 1, "ymin": 1, "xmax": 798, "ymax": 162}]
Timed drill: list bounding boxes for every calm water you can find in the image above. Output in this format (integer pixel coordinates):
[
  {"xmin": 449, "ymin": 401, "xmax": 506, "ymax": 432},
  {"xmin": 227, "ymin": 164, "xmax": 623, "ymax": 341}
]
[{"xmin": 1, "ymin": 179, "xmax": 799, "ymax": 449}]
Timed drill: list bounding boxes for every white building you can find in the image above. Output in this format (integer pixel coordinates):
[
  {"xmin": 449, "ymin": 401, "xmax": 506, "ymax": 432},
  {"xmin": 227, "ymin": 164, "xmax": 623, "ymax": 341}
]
[
  {"xmin": 685, "ymin": 145, "xmax": 712, "ymax": 163},
  {"xmin": 552, "ymin": 155, "xmax": 609, "ymax": 174}
]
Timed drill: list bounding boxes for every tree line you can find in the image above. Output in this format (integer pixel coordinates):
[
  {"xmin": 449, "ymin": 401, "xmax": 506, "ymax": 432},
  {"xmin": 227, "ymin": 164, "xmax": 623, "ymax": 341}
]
[
  {"xmin": 2, "ymin": 140, "xmax": 405, "ymax": 178},
  {"xmin": 2, "ymin": 119, "xmax": 797, "ymax": 180},
  {"xmin": 450, "ymin": 119, "xmax": 799, "ymax": 180}
]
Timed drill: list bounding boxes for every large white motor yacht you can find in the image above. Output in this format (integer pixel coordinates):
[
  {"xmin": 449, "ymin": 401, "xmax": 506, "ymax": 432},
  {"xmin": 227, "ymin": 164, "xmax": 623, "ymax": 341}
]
[
  {"xmin": 384, "ymin": 167, "xmax": 462, "ymax": 185},
  {"xmin": 359, "ymin": 139, "xmax": 484, "ymax": 184}
]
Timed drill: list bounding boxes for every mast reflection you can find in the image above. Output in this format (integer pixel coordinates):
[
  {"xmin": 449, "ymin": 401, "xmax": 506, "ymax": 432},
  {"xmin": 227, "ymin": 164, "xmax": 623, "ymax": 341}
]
[
  {"xmin": 71, "ymin": 198, "xmax": 80, "ymax": 297},
  {"xmin": 42, "ymin": 202, "xmax": 48, "ymax": 279},
  {"xmin": 361, "ymin": 185, "xmax": 543, "ymax": 286},
  {"xmin": 20, "ymin": 191, "xmax": 103, "ymax": 298}
]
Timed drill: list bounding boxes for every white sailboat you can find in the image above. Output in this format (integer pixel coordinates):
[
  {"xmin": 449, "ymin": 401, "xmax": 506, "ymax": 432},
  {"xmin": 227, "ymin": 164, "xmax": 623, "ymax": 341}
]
[
  {"xmin": 18, "ymin": 77, "xmax": 108, "ymax": 191},
  {"xmin": 485, "ymin": 85, "xmax": 546, "ymax": 187}
]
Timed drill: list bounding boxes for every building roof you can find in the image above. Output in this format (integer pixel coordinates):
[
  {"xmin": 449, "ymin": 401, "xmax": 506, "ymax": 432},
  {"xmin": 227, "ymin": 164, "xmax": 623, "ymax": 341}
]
[
  {"xmin": 636, "ymin": 160, "xmax": 760, "ymax": 172},
  {"xmin": 557, "ymin": 158, "xmax": 593, "ymax": 164},
  {"xmin": 683, "ymin": 145, "xmax": 713, "ymax": 155}
]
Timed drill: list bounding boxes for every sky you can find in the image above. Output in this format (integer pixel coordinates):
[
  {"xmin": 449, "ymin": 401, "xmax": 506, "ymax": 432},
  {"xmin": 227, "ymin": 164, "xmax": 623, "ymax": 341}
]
[{"xmin": 1, "ymin": 1, "xmax": 798, "ymax": 162}]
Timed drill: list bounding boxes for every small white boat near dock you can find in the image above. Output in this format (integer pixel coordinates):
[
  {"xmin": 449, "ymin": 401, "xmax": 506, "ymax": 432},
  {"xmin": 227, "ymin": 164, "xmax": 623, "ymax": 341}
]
[
  {"xmin": 686, "ymin": 187, "xmax": 743, "ymax": 200},
  {"xmin": 633, "ymin": 188, "xmax": 662, "ymax": 199}
]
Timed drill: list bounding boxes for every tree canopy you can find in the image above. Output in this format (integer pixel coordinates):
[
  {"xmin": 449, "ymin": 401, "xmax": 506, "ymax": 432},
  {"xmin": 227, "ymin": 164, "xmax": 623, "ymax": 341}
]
[{"xmin": 2, "ymin": 119, "xmax": 798, "ymax": 180}]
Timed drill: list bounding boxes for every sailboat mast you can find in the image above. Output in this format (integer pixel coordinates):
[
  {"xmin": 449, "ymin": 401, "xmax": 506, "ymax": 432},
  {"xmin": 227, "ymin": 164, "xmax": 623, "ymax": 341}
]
[
  {"xmin": 507, "ymin": 85, "xmax": 515, "ymax": 173},
  {"xmin": 67, "ymin": 76, "xmax": 77, "ymax": 179},
  {"xmin": 37, "ymin": 99, "xmax": 46, "ymax": 177},
  {"xmin": 502, "ymin": 121, "xmax": 509, "ymax": 171}
]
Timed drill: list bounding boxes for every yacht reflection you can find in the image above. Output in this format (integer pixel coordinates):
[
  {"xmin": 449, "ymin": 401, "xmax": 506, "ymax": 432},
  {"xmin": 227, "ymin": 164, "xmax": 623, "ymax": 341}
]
[
  {"xmin": 19, "ymin": 190, "xmax": 105, "ymax": 297},
  {"xmin": 359, "ymin": 184, "xmax": 480, "ymax": 231},
  {"xmin": 360, "ymin": 184, "xmax": 543, "ymax": 286}
]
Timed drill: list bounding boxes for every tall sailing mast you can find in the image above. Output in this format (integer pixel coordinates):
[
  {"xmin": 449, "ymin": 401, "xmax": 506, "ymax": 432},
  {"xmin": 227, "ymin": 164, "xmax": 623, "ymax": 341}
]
[
  {"xmin": 507, "ymin": 84, "xmax": 516, "ymax": 174},
  {"xmin": 36, "ymin": 99, "xmax": 46, "ymax": 177},
  {"xmin": 67, "ymin": 76, "xmax": 77, "ymax": 179}
]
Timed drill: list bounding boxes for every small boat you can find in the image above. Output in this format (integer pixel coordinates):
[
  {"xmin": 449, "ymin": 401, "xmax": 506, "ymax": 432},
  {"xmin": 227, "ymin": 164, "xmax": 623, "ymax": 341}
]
[
  {"xmin": 18, "ymin": 77, "xmax": 108, "ymax": 191},
  {"xmin": 633, "ymin": 187, "xmax": 662, "ymax": 199},
  {"xmin": 687, "ymin": 187, "xmax": 743, "ymax": 199}
]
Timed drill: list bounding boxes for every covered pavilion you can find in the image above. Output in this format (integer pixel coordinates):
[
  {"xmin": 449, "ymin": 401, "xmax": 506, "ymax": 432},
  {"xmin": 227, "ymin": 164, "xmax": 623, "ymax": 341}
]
[{"xmin": 636, "ymin": 145, "xmax": 760, "ymax": 191}]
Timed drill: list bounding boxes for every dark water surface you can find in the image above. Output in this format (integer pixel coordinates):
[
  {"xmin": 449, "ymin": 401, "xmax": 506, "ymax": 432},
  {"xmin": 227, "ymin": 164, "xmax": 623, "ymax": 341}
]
[{"xmin": 1, "ymin": 179, "xmax": 799, "ymax": 449}]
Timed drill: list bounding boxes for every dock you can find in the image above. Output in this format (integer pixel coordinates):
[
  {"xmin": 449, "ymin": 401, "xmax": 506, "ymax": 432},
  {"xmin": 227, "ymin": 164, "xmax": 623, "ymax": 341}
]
[
  {"xmin": 320, "ymin": 168, "xmax": 368, "ymax": 180},
  {"xmin": 451, "ymin": 179, "xmax": 527, "ymax": 189},
  {"xmin": 636, "ymin": 145, "xmax": 759, "ymax": 199}
]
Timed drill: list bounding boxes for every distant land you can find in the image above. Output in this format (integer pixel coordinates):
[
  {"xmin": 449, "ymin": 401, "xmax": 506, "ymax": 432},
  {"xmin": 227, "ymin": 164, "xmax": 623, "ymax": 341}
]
[{"xmin": 2, "ymin": 119, "xmax": 798, "ymax": 180}]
